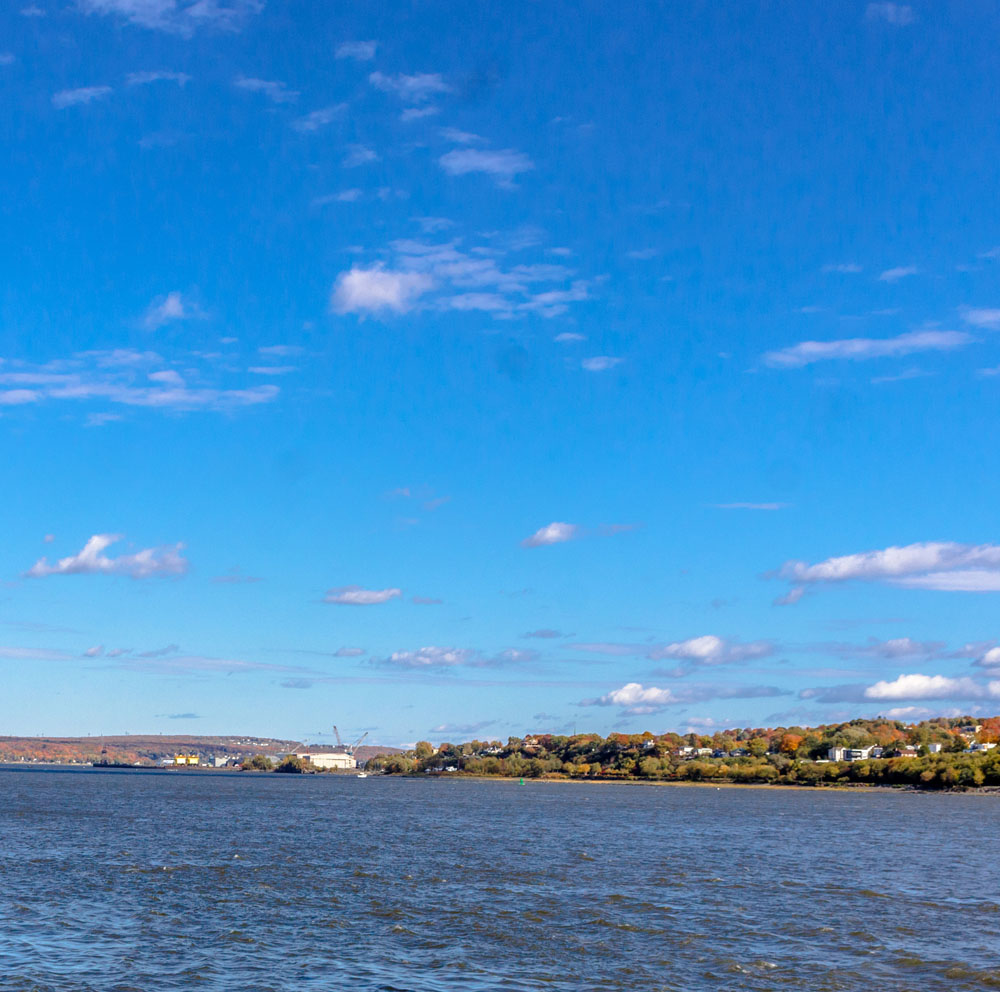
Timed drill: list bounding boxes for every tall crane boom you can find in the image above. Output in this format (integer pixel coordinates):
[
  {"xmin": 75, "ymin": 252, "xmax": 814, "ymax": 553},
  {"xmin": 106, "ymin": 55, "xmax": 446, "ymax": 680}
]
[
  {"xmin": 332, "ymin": 725, "xmax": 344, "ymax": 749},
  {"xmin": 350, "ymin": 731, "xmax": 368, "ymax": 753}
]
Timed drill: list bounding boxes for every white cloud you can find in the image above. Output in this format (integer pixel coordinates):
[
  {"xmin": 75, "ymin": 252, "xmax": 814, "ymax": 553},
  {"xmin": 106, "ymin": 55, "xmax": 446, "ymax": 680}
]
[
  {"xmin": 330, "ymin": 266, "xmax": 434, "ymax": 316},
  {"xmin": 878, "ymin": 265, "xmax": 919, "ymax": 282},
  {"xmin": 439, "ymin": 127, "xmax": 483, "ymax": 145},
  {"xmin": 519, "ymin": 281, "xmax": 588, "ymax": 317},
  {"xmin": 866, "ymin": 3, "xmax": 915, "ymax": 25},
  {"xmin": 554, "ymin": 332, "xmax": 586, "ymax": 343},
  {"xmin": 521, "ymin": 522, "xmax": 578, "ymax": 548},
  {"xmin": 401, "ymin": 106, "xmax": 439, "ymax": 122},
  {"xmin": 369, "ymin": 71, "xmax": 450, "ymax": 103},
  {"xmin": 84, "ymin": 645, "xmax": 104, "ymax": 657},
  {"xmin": 780, "ymin": 542, "xmax": 1000, "ymax": 595},
  {"xmin": 0, "ymin": 351, "xmax": 280, "ymax": 415},
  {"xmin": 343, "ymin": 144, "xmax": 378, "ymax": 167},
  {"xmin": 291, "ymin": 105, "xmax": 346, "ymax": 132},
  {"xmin": 581, "ymin": 356, "xmax": 622, "ymax": 372},
  {"xmin": 822, "ymin": 263, "xmax": 863, "ymax": 273},
  {"xmin": 125, "ymin": 70, "xmax": 190, "ymax": 86},
  {"xmin": 439, "ymin": 148, "xmax": 534, "ymax": 185},
  {"xmin": 143, "ymin": 291, "xmax": 201, "ymax": 330},
  {"xmin": 647, "ymin": 635, "xmax": 774, "ymax": 669},
  {"xmin": 763, "ymin": 330, "xmax": 970, "ymax": 368},
  {"xmin": 383, "ymin": 646, "xmax": 476, "ymax": 668},
  {"xmin": 234, "ymin": 76, "xmax": 298, "ymax": 103},
  {"xmin": 961, "ymin": 307, "xmax": 1000, "ymax": 330},
  {"xmin": 323, "ymin": 585, "xmax": 402, "ymax": 605},
  {"xmin": 52, "ymin": 86, "xmax": 112, "ymax": 109},
  {"xmin": 593, "ymin": 683, "xmax": 679, "ymax": 714},
  {"xmin": 864, "ymin": 673, "xmax": 996, "ymax": 701},
  {"xmin": 76, "ymin": 0, "xmax": 262, "ymax": 34},
  {"xmin": 975, "ymin": 647, "xmax": 1000, "ymax": 673},
  {"xmin": 26, "ymin": 534, "xmax": 187, "ymax": 579},
  {"xmin": 335, "ymin": 40, "xmax": 376, "ymax": 61}
]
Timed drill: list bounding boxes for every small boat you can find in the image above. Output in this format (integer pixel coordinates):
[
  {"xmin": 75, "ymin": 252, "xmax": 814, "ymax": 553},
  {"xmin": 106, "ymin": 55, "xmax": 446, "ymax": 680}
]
[{"xmin": 356, "ymin": 771, "xmax": 368, "ymax": 778}]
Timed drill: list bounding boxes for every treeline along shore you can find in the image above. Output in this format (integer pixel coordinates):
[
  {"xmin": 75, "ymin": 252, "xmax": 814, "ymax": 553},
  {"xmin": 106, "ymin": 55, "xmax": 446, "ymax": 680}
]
[{"xmin": 366, "ymin": 715, "xmax": 1000, "ymax": 791}]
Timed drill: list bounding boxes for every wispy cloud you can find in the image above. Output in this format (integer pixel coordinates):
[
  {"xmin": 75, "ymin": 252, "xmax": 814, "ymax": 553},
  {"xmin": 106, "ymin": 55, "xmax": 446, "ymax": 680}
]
[
  {"xmin": 866, "ymin": 3, "xmax": 915, "ymax": 26},
  {"xmin": 330, "ymin": 266, "xmax": 434, "ymax": 316},
  {"xmin": 522, "ymin": 629, "xmax": 565, "ymax": 639},
  {"xmin": 377, "ymin": 645, "xmax": 536, "ymax": 669},
  {"xmin": 822, "ymin": 263, "xmax": 863, "ymax": 273},
  {"xmin": 961, "ymin": 307, "xmax": 1000, "ymax": 330},
  {"xmin": 439, "ymin": 148, "xmax": 534, "ymax": 187},
  {"xmin": 648, "ymin": 635, "xmax": 774, "ymax": 676},
  {"xmin": 878, "ymin": 265, "xmax": 919, "ymax": 282},
  {"xmin": 343, "ymin": 144, "xmax": 378, "ymax": 167},
  {"xmin": 291, "ymin": 104, "xmax": 346, "ymax": 133},
  {"xmin": 779, "ymin": 541, "xmax": 1000, "ymax": 597},
  {"xmin": 77, "ymin": 0, "xmax": 263, "ymax": 35},
  {"xmin": 763, "ymin": 329, "xmax": 970, "ymax": 368},
  {"xmin": 336, "ymin": 40, "xmax": 376, "ymax": 61},
  {"xmin": 323, "ymin": 585, "xmax": 403, "ymax": 605},
  {"xmin": 369, "ymin": 71, "xmax": 450, "ymax": 103},
  {"xmin": 0, "ymin": 350, "xmax": 280, "ymax": 415},
  {"xmin": 521, "ymin": 522, "xmax": 578, "ymax": 548},
  {"xmin": 52, "ymin": 86, "xmax": 112, "ymax": 109},
  {"xmin": 143, "ymin": 291, "xmax": 202, "ymax": 330},
  {"xmin": 234, "ymin": 76, "xmax": 298, "ymax": 104},
  {"xmin": 125, "ymin": 70, "xmax": 190, "ymax": 86},
  {"xmin": 585, "ymin": 681, "xmax": 788, "ymax": 715},
  {"xmin": 581, "ymin": 356, "xmax": 622, "ymax": 372},
  {"xmin": 25, "ymin": 534, "xmax": 187, "ymax": 579}
]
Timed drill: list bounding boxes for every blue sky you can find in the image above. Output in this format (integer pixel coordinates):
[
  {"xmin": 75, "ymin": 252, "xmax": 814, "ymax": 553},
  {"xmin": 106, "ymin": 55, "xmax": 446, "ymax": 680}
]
[{"xmin": 2, "ymin": 0, "xmax": 1000, "ymax": 745}]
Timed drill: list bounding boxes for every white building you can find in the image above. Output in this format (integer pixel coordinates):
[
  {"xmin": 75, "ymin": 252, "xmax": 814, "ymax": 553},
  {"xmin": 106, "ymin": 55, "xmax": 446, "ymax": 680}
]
[
  {"xmin": 294, "ymin": 750, "xmax": 356, "ymax": 770},
  {"xmin": 828, "ymin": 746, "xmax": 846, "ymax": 761}
]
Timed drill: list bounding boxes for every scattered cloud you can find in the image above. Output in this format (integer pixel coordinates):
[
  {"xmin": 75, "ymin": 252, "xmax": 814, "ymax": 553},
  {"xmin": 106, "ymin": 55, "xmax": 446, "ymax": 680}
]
[
  {"xmin": 822, "ymin": 263, "xmax": 863, "ymax": 273},
  {"xmin": 648, "ymin": 635, "xmax": 774, "ymax": 676},
  {"xmin": 143, "ymin": 291, "xmax": 202, "ymax": 330},
  {"xmin": 878, "ymin": 265, "xmax": 919, "ymax": 282},
  {"xmin": 137, "ymin": 643, "xmax": 180, "ymax": 658},
  {"xmin": 581, "ymin": 356, "xmax": 622, "ymax": 372},
  {"xmin": 439, "ymin": 148, "xmax": 534, "ymax": 186},
  {"xmin": 779, "ymin": 541, "xmax": 1000, "ymax": 597},
  {"xmin": 52, "ymin": 86, "xmax": 113, "ymax": 109},
  {"xmin": 521, "ymin": 522, "xmax": 578, "ymax": 548},
  {"xmin": 763, "ymin": 330, "xmax": 970, "ymax": 368},
  {"xmin": 961, "ymin": 307, "xmax": 1000, "ymax": 330},
  {"xmin": 25, "ymin": 534, "xmax": 187, "ymax": 579},
  {"xmin": 335, "ymin": 40, "xmax": 376, "ymax": 61},
  {"xmin": 83, "ymin": 645, "xmax": 103, "ymax": 657},
  {"xmin": 234, "ymin": 76, "xmax": 298, "ymax": 104},
  {"xmin": 125, "ymin": 70, "xmax": 190, "ymax": 86},
  {"xmin": 334, "ymin": 647, "xmax": 366, "ymax": 657},
  {"xmin": 291, "ymin": 104, "xmax": 346, "ymax": 132},
  {"xmin": 162, "ymin": 712, "xmax": 201, "ymax": 719},
  {"xmin": 522, "ymin": 629, "xmax": 565, "ymax": 639},
  {"xmin": 377, "ymin": 645, "xmax": 535, "ymax": 669},
  {"xmin": 554, "ymin": 332, "xmax": 586, "ymax": 343},
  {"xmin": 369, "ymin": 71, "xmax": 450, "ymax": 103},
  {"xmin": 330, "ymin": 266, "xmax": 434, "ymax": 316},
  {"xmin": 76, "ymin": 0, "xmax": 263, "ymax": 35},
  {"xmin": 439, "ymin": 127, "xmax": 483, "ymax": 145},
  {"xmin": 865, "ymin": 673, "xmax": 998, "ymax": 701},
  {"xmin": 585, "ymin": 681, "xmax": 788, "ymax": 715},
  {"xmin": 401, "ymin": 106, "xmax": 440, "ymax": 122},
  {"xmin": 323, "ymin": 585, "xmax": 403, "ymax": 605},
  {"xmin": 342, "ymin": 144, "xmax": 378, "ymax": 167},
  {"xmin": 866, "ymin": 3, "xmax": 915, "ymax": 26}
]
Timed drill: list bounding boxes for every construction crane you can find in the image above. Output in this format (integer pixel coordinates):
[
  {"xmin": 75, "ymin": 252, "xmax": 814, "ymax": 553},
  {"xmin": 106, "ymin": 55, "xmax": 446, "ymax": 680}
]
[{"xmin": 331, "ymin": 726, "xmax": 368, "ymax": 754}]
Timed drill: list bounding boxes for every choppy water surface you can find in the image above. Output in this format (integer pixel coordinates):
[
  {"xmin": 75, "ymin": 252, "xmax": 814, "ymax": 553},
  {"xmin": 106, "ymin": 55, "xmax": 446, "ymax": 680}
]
[{"xmin": 0, "ymin": 770, "xmax": 998, "ymax": 991}]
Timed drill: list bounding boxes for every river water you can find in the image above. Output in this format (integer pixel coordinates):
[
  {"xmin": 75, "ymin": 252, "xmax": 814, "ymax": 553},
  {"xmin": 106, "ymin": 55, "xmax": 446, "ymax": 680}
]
[{"xmin": 0, "ymin": 768, "xmax": 997, "ymax": 991}]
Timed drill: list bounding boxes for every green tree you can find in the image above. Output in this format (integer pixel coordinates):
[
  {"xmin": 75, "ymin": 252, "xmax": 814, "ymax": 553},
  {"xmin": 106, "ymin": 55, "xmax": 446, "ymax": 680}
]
[
  {"xmin": 242, "ymin": 754, "xmax": 273, "ymax": 771},
  {"xmin": 275, "ymin": 755, "xmax": 306, "ymax": 773}
]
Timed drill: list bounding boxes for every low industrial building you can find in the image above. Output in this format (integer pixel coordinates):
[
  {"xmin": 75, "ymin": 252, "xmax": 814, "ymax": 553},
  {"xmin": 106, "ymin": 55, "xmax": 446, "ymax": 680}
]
[{"xmin": 293, "ymin": 748, "xmax": 356, "ymax": 770}]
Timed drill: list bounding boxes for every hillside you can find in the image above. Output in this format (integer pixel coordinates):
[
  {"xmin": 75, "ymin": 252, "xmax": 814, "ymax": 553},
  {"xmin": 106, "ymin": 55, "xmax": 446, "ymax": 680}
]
[{"xmin": 0, "ymin": 735, "xmax": 401, "ymax": 766}]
